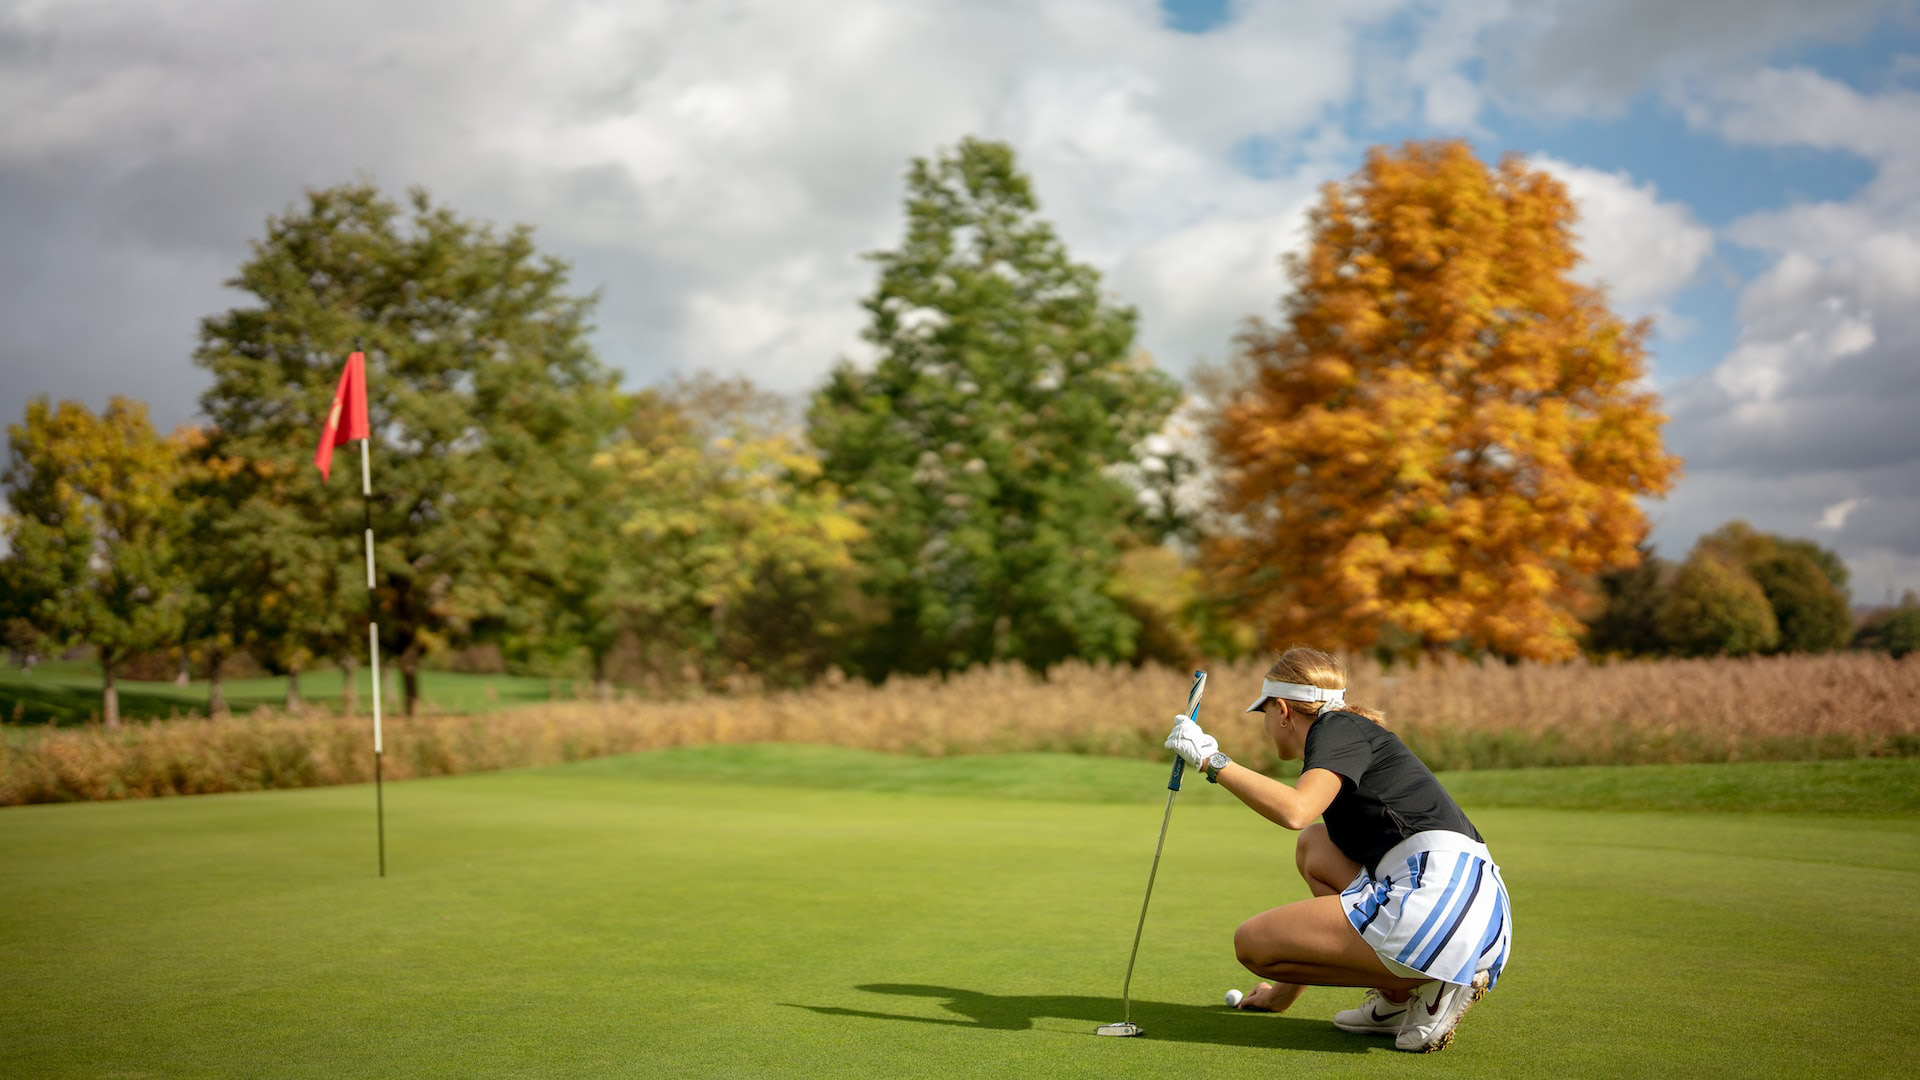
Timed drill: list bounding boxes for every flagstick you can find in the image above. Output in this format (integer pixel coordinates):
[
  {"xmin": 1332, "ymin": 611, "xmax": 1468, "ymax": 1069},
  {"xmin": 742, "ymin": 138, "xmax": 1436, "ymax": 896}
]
[{"xmin": 362, "ymin": 434, "xmax": 386, "ymax": 879}]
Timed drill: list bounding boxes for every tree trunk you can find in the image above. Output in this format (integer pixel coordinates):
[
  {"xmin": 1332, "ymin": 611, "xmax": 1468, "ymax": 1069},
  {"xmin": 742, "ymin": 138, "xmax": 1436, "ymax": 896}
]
[
  {"xmin": 340, "ymin": 655, "xmax": 358, "ymax": 718},
  {"xmin": 207, "ymin": 649, "xmax": 228, "ymax": 718},
  {"xmin": 401, "ymin": 651, "xmax": 421, "ymax": 717},
  {"xmin": 174, "ymin": 649, "xmax": 191, "ymax": 687},
  {"xmin": 285, "ymin": 667, "xmax": 302, "ymax": 711},
  {"xmin": 102, "ymin": 658, "xmax": 121, "ymax": 729},
  {"xmin": 593, "ymin": 650, "xmax": 612, "ymax": 703}
]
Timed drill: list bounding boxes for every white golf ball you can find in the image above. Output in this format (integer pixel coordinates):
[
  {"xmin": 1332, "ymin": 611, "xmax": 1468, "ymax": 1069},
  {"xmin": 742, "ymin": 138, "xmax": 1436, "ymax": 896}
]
[{"xmin": 1224, "ymin": 989, "xmax": 1243, "ymax": 1007}]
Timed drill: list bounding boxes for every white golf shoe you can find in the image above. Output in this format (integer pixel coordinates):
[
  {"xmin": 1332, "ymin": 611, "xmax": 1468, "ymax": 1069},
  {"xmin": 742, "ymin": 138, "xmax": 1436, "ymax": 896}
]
[
  {"xmin": 1332, "ymin": 989, "xmax": 1409, "ymax": 1035},
  {"xmin": 1394, "ymin": 973, "xmax": 1490, "ymax": 1053}
]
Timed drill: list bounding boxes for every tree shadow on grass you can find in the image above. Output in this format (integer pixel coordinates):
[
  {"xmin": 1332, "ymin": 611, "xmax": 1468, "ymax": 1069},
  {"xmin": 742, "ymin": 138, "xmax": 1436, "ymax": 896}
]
[
  {"xmin": 787, "ymin": 983, "xmax": 1368, "ymax": 1052},
  {"xmin": 0, "ymin": 679, "xmax": 212, "ymax": 726}
]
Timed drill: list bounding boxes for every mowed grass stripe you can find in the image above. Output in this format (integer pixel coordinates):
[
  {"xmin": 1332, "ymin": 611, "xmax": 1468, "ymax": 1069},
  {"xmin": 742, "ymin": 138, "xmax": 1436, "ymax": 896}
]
[{"xmin": 2, "ymin": 750, "xmax": 1917, "ymax": 1079}]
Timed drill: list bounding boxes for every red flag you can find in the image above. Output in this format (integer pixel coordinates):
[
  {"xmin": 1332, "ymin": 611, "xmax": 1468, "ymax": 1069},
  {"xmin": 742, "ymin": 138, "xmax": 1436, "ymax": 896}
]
[{"xmin": 315, "ymin": 351, "xmax": 371, "ymax": 481}]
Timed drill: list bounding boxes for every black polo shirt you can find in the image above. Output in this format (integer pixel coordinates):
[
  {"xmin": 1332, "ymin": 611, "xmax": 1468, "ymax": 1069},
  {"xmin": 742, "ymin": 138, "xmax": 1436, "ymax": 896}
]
[{"xmin": 1302, "ymin": 710, "xmax": 1481, "ymax": 872}]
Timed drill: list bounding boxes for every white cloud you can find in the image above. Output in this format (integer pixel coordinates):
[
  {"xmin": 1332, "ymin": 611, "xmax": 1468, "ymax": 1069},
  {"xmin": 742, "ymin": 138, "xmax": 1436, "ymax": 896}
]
[
  {"xmin": 1654, "ymin": 63, "xmax": 1920, "ymax": 598},
  {"xmin": 1530, "ymin": 156, "xmax": 1714, "ymax": 320},
  {"xmin": 1820, "ymin": 497, "xmax": 1871, "ymax": 530},
  {"xmin": 0, "ymin": 0, "xmax": 1423, "ymax": 425}
]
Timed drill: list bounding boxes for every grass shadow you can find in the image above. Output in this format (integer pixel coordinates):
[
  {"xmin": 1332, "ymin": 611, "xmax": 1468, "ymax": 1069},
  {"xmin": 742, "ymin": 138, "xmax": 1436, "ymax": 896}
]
[{"xmin": 787, "ymin": 983, "xmax": 1369, "ymax": 1052}]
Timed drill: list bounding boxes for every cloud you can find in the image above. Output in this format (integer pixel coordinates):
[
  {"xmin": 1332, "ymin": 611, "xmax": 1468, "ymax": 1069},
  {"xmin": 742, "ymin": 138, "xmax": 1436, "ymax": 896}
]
[
  {"xmin": 1819, "ymin": 496, "xmax": 1870, "ymax": 530},
  {"xmin": 1651, "ymin": 63, "xmax": 1920, "ymax": 597},
  {"xmin": 0, "ymin": 0, "xmax": 1423, "ymax": 431},
  {"xmin": 1484, "ymin": 0, "xmax": 1892, "ymax": 113},
  {"xmin": 1530, "ymin": 156, "xmax": 1715, "ymax": 320}
]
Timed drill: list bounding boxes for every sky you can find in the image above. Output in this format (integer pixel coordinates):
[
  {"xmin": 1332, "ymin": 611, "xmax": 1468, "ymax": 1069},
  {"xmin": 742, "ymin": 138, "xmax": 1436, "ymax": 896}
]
[{"xmin": 3, "ymin": 0, "xmax": 1918, "ymax": 604}]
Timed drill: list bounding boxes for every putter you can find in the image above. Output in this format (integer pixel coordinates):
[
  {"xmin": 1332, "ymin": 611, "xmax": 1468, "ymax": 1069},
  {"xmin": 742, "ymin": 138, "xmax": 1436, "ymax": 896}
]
[{"xmin": 1096, "ymin": 668, "xmax": 1207, "ymax": 1038}]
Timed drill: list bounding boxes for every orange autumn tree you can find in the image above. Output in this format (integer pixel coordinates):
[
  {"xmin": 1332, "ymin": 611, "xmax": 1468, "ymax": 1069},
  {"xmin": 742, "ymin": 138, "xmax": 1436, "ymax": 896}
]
[{"xmin": 1206, "ymin": 140, "xmax": 1679, "ymax": 661}]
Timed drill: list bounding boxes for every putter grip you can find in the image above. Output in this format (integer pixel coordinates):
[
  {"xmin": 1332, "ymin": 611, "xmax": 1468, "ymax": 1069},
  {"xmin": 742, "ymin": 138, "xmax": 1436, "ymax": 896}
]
[{"xmin": 1168, "ymin": 668, "xmax": 1205, "ymax": 792}]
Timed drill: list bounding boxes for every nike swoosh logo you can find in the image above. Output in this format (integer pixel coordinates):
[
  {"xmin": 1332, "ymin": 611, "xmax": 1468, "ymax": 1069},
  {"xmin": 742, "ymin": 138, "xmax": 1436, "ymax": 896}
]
[
  {"xmin": 1369, "ymin": 1005, "xmax": 1400, "ymax": 1022},
  {"xmin": 1424, "ymin": 995, "xmax": 1446, "ymax": 1017}
]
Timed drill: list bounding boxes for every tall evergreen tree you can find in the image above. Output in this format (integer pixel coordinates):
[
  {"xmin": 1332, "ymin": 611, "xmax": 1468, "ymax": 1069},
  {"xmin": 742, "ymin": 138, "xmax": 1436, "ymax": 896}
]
[
  {"xmin": 194, "ymin": 183, "xmax": 621, "ymax": 714},
  {"xmin": 809, "ymin": 137, "xmax": 1180, "ymax": 676}
]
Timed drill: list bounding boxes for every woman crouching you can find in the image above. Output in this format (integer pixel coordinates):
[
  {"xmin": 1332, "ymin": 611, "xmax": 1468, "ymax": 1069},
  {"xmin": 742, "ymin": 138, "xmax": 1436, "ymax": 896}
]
[{"xmin": 1163, "ymin": 647, "xmax": 1512, "ymax": 1053}]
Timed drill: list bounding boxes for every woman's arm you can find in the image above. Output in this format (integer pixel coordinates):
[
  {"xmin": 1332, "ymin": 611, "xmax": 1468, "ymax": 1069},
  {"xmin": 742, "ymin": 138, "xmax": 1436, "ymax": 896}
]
[{"xmin": 1214, "ymin": 765, "xmax": 1343, "ymax": 831}]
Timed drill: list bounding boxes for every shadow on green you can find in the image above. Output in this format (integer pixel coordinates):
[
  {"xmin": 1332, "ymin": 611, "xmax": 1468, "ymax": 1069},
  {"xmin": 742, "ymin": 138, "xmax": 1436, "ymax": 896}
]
[{"xmin": 791, "ymin": 983, "xmax": 1363, "ymax": 1052}]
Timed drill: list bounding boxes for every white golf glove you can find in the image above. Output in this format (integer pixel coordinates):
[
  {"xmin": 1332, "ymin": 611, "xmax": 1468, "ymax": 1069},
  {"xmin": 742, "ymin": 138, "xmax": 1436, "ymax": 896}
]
[{"xmin": 1163, "ymin": 714, "xmax": 1219, "ymax": 768}]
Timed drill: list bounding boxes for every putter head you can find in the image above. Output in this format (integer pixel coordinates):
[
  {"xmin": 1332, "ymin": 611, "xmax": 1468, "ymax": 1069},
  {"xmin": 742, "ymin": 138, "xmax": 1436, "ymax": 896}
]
[{"xmin": 1094, "ymin": 1022, "xmax": 1142, "ymax": 1037}]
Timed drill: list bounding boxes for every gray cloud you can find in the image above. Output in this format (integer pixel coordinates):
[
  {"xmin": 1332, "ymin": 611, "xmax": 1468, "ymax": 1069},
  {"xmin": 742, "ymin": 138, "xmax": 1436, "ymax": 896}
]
[{"xmin": 1485, "ymin": 0, "xmax": 1894, "ymax": 111}]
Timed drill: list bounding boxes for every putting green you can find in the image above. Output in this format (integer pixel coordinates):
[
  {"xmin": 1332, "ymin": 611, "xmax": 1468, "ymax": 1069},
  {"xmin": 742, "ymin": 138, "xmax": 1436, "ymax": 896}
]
[{"xmin": 2, "ymin": 748, "xmax": 1915, "ymax": 1078}]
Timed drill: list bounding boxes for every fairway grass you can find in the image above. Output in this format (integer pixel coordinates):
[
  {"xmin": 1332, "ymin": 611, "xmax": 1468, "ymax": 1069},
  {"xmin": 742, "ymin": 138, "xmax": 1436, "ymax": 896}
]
[{"xmin": 3, "ymin": 749, "xmax": 1916, "ymax": 1079}]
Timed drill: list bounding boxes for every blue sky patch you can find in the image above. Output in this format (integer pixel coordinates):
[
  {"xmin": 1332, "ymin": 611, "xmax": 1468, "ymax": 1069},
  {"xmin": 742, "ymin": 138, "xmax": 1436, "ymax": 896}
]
[{"xmin": 1160, "ymin": 0, "xmax": 1234, "ymax": 36}]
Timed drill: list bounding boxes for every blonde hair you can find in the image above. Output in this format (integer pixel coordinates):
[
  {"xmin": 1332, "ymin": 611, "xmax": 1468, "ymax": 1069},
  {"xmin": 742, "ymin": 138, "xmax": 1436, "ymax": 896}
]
[{"xmin": 1263, "ymin": 646, "xmax": 1386, "ymax": 725}]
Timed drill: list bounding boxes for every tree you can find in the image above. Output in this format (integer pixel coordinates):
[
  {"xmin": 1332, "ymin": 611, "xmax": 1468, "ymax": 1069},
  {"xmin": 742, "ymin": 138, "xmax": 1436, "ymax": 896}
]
[
  {"xmin": 600, "ymin": 376, "xmax": 865, "ymax": 691},
  {"xmin": 1582, "ymin": 542, "xmax": 1672, "ymax": 657},
  {"xmin": 194, "ymin": 182, "xmax": 621, "ymax": 715},
  {"xmin": 1694, "ymin": 522, "xmax": 1851, "ymax": 654},
  {"xmin": 1855, "ymin": 590, "xmax": 1920, "ymax": 659},
  {"xmin": 2, "ymin": 397, "xmax": 187, "ymax": 726},
  {"xmin": 1206, "ymin": 140, "xmax": 1679, "ymax": 661},
  {"xmin": 1657, "ymin": 549, "xmax": 1779, "ymax": 657},
  {"xmin": 809, "ymin": 137, "xmax": 1181, "ymax": 676}
]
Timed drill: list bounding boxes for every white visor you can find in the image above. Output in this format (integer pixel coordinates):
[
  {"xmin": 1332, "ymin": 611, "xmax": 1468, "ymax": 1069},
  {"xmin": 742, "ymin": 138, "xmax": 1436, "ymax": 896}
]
[{"xmin": 1245, "ymin": 679, "xmax": 1347, "ymax": 713}]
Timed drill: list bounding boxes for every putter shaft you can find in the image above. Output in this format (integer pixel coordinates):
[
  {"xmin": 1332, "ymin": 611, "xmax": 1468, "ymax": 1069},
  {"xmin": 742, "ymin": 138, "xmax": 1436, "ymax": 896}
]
[
  {"xmin": 1110, "ymin": 669, "xmax": 1207, "ymax": 1031},
  {"xmin": 1116, "ymin": 785, "xmax": 1179, "ymax": 1026}
]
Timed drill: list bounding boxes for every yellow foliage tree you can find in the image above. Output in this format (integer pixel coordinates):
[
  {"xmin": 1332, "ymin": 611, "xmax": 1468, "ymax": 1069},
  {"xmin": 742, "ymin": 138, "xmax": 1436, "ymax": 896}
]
[{"xmin": 1206, "ymin": 140, "xmax": 1679, "ymax": 660}]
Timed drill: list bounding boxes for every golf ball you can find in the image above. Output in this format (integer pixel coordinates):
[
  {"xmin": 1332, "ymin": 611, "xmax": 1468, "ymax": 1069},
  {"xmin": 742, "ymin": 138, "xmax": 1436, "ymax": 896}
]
[{"xmin": 1224, "ymin": 989, "xmax": 1243, "ymax": 1008}]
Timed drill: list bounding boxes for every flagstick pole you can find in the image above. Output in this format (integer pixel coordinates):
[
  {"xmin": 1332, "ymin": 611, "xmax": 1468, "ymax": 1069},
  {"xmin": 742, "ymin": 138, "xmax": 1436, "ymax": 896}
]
[{"xmin": 362, "ymin": 433, "xmax": 385, "ymax": 879}]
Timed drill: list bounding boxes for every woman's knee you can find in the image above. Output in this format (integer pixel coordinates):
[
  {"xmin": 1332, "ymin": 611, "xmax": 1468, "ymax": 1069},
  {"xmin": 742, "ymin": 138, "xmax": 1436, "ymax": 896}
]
[
  {"xmin": 1295, "ymin": 824, "xmax": 1328, "ymax": 875},
  {"xmin": 1296, "ymin": 824, "xmax": 1337, "ymax": 885},
  {"xmin": 1233, "ymin": 917, "xmax": 1269, "ymax": 969}
]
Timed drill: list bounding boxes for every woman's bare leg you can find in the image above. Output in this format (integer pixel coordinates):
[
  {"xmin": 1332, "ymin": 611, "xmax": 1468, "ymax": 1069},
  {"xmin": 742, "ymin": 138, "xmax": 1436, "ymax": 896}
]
[
  {"xmin": 1234, "ymin": 895, "xmax": 1428, "ymax": 998},
  {"xmin": 1295, "ymin": 824, "xmax": 1362, "ymax": 898},
  {"xmin": 1281, "ymin": 829, "xmax": 1417, "ymax": 1003},
  {"xmin": 1240, "ymin": 829, "xmax": 1373, "ymax": 1011}
]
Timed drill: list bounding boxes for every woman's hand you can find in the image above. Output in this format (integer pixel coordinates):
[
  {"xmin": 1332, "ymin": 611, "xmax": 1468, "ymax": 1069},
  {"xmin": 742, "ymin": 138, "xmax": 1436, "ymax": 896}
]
[{"xmin": 1164, "ymin": 714, "xmax": 1219, "ymax": 768}]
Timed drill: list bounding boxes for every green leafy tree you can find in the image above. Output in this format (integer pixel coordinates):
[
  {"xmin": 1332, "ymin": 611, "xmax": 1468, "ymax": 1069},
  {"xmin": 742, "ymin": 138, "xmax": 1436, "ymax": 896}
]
[
  {"xmin": 1855, "ymin": 590, "xmax": 1920, "ymax": 659},
  {"xmin": 171, "ymin": 430, "xmax": 251, "ymax": 715},
  {"xmin": 2, "ymin": 397, "xmax": 187, "ymax": 726},
  {"xmin": 1582, "ymin": 542, "xmax": 1672, "ymax": 657},
  {"xmin": 194, "ymin": 182, "xmax": 620, "ymax": 715},
  {"xmin": 1657, "ymin": 550, "xmax": 1779, "ymax": 657},
  {"xmin": 809, "ymin": 137, "xmax": 1180, "ymax": 676},
  {"xmin": 603, "ymin": 376, "xmax": 865, "ymax": 690},
  {"xmin": 1697, "ymin": 522, "xmax": 1852, "ymax": 654}
]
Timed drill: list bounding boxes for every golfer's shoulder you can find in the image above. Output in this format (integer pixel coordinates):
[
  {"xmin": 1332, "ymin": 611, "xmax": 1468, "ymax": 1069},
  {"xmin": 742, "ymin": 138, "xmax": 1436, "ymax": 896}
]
[{"xmin": 1305, "ymin": 709, "xmax": 1373, "ymax": 748}]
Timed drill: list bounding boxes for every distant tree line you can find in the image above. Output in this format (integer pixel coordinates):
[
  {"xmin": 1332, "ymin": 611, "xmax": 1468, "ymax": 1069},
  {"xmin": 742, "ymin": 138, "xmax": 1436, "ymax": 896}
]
[
  {"xmin": 1587, "ymin": 522, "xmax": 1914, "ymax": 660},
  {"xmin": 3, "ymin": 138, "xmax": 1909, "ymax": 726}
]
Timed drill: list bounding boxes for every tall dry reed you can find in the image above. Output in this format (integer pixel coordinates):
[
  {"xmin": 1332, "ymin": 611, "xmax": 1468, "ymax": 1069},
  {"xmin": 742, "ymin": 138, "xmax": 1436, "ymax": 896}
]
[{"xmin": 3, "ymin": 652, "xmax": 1915, "ymax": 805}]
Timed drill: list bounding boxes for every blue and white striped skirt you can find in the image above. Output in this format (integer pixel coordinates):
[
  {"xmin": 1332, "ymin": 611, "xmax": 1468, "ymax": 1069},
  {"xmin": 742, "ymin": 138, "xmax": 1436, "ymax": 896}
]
[{"xmin": 1340, "ymin": 831, "xmax": 1512, "ymax": 988}]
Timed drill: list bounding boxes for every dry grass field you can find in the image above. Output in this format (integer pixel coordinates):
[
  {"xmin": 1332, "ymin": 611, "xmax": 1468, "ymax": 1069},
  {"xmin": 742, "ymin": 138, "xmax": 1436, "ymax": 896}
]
[{"xmin": 3, "ymin": 652, "xmax": 1915, "ymax": 805}]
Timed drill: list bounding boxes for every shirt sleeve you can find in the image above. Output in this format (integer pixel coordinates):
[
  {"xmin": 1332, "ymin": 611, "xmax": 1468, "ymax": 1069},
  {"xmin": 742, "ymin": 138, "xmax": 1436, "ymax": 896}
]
[{"xmin": 1302, "ymin": 713, "xmax": 1373, "ymax": 786}]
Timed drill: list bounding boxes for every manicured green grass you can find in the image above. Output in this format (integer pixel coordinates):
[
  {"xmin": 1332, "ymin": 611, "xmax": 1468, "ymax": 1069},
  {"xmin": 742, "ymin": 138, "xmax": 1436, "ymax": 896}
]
[
  {"xmin": 0, "ymin": 660, "xmax": 564, "ymax": 725},
  {"xmin": 2, "ymin": 749, "xmax": 1916, "ymax": 1078}
]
